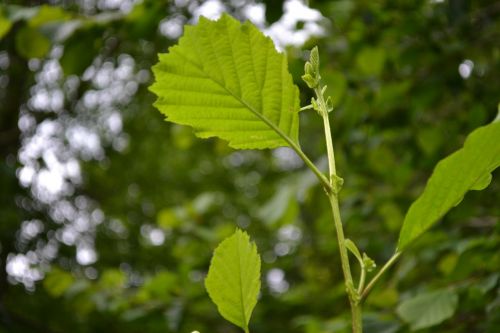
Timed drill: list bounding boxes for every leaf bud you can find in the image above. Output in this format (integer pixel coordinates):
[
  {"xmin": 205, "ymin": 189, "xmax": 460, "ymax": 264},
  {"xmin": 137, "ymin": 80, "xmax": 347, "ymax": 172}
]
[
  {"xmin": 310, "ymin": 46, "xmax": 320, "ymax": 72},
  {"xmin": 304, "ymin": 62, "xmax": 314, "ymax": 76},
  {"xmin": 311, "ymin": 97, "xmax": 319, "ymax": 111},
  {"xmin": 326, "ymin": 96, "xmax": 334, "ymax": 112},
  {"xmin": 362, "ymin": 253, "xmax": 376, "ymax": 272}
]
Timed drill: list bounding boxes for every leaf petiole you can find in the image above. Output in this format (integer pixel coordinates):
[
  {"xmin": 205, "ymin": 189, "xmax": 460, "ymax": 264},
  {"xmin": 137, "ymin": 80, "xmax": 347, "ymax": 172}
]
[{"xmin": 361, "ymin": 252, "xmax": 401, "ymax": 300}]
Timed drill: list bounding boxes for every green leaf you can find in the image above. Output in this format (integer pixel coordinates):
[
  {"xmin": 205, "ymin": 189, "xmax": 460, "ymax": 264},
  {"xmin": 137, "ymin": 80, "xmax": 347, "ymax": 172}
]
[
  {"xmin": 301, "ymin": 73, "xmax": 317, "ymax": 89},
  {"xmin": 205, "ymin": 229, "xmax": 261, "ymax": 332},
  {"xmin": 0, "ymin": 11, "xmax": 12, "ymax": 39},
  {"xmin": 309, "ymin": 46, "xmax": 319, "ymax": 73},
  {"xmin": 150, "ymin": 13, "xmax": 300, "ymax": 150},
  {"xmin": 345, "ymin": 239, "xmax": 363, "ymax": 265},
  {"xmin": 60, "ymin": 28, "xmax": 102, "ymax": 76},
  {"xmin": 326, "ymin": 96, "xmax": 333, "ymax": 112},
  {"xmin": 304, "ymin": 61, "xmax": 313, "ymax": 76},
  {"xmin": 15, "ymin": 26, "xmax": 51, "ymax": 59},
  {"xmin": 396, "ymin": 289, "xmax": 458, "ymax": 330},
  {"xmin": 398, "ymin": 120, "xmax": 500, "ymax": 250}
]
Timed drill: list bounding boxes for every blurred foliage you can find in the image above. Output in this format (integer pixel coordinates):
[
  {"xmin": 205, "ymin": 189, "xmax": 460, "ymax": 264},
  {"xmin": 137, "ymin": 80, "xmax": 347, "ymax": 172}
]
[{"xmin": 0, "ymin": 1, "xmax": 499, "ymax": 333}]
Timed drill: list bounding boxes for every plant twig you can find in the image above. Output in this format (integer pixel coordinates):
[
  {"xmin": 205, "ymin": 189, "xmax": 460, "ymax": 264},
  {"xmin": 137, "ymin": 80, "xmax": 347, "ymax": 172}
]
[
  {"xmin": 357, "ymin": 266, "xmax": 366, "ymax": 294},
  {"xmin": 361, "ymin": 252, "xmax": 401, "ymax": 299},
  {"xmin": 317, "ymin": 86, "xmax": 361, "ymax": 333}
]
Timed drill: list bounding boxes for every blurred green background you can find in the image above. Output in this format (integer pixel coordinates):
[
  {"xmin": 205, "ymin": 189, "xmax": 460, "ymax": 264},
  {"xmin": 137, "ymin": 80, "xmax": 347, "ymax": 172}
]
[{"xmin": 0, "ymin": 0, "xmax": 499, "ymax": 332}]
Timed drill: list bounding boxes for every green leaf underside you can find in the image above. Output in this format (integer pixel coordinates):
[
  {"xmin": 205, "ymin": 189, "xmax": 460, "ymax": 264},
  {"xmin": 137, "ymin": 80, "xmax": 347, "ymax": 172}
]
[
  {"xmin": 398, "ymin": 120, "xmax": 500, "ymax": 251},
  {"xmin": 150, "ymin": 13, "xmax": 300, "ymax": 149},
  {"xmin": 396, "ymin": 289, "xmax": 458, "ymax": 330},
  {"xmin": 205, "ymin": 229, "xmax": 261, "ymax": 331}
]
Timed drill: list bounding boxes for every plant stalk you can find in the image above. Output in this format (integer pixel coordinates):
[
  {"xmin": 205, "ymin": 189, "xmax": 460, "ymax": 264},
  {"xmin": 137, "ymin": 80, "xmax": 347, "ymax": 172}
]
[
  {"xmin": 357, "ymin": 266, "xmax": 366, "ymax": 294},
  {"xmin": 351, "ymin": 304, "xmax": 363, "ymax": 333},
  {"xmin": 327, "ymin": 193, "xmax": 362, "ymax": 332},
  {"xmin": 317, "ymin": 87, "xmax": 362, "ymax": 332},
  {"xmin": 316, "ymin": 88, "xmax": 337, "ymax": 178}
]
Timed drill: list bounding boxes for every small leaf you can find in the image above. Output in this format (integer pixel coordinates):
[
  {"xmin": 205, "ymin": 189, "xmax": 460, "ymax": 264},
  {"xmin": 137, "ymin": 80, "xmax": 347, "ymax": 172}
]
[
  {"xmin": 311, "ymin": 97, "xmax": 319, "ymax": 111},
  {"xmin": 326, "ymin": 96, "xmax": 333, "ymax": 112},
  {"xmin": 150, "ymin": 14, "xmax": 300, "ymax": 150},
  {"xmin": 345, "ymin": 239, "xmax": 363, "ymax": 265},
  {"xmin": 396, "ymin": 289, "xmax": 458, "ymax": 330},
  {"xmin": 309, "ymin": 46, "xmax": 319, "ymax": 73},
  {"xmin": 205, "ymin": 229, "xmax": 261, "ymax": 332},
  {"xmin": 301, "ymin": 73, "xmax": 317, "ymax": 89},
  {"xmin": 332, "ymin": 174, "xmax": 344, "ymax": 193},
  {"xmin": 398, "ymin": 120, "xmax": 500, "ymax": 250},
  {"xmin": 304, "ymin": 61, "xmax": 313, "ymax": 75}
]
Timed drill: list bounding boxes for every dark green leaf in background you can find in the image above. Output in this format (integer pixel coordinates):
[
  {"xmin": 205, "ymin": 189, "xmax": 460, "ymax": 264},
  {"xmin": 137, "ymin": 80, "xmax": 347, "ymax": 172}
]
[
  {"xmin": 60, "ymin": 28, "xmax": 102, "ymax": 76},
  {"xmin": 15, "ymin": 26, "xmax": 51, "ymax": 59},
  {"xmin": 396, "ymin": 289, "xmax": 458, "ymax": 330},
  {"xmin": 0, "ymin": 10, "xmax": 12, "ymax": 39}
]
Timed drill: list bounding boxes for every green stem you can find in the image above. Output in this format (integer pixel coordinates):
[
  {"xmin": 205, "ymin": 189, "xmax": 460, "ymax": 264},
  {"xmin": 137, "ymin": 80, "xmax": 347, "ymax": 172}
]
[
  {"xmin": 229, "ymin": 91, "xmax": 332, "ymax": 193},
  {"xmin": 361, "ymin": 252, "xmax": 401, "ymax": 300},
  {"xmin": 352, "ymin": 304, "xmax": 363, "ymax": 333},
  {"xmin": 327, "ymin": 193, "xmax": 354, "ymax": 286},
  {"xmin": 318, "ymin": 87, "xmax": 361, "ymax": 332},
  {"xmin": 316, "ymin": 88, "xmax": 336, "ymax": 178},
  {"xmin": 287, "ymin": 136, "xmax": 331, "ymax": 192},
  {"xmin": 326, "ymin": 162, "xmax": 361, "ymax": 333},
  {"xmin": 357, "ymin": 266, "xmax": 366, "ymax": 294},
  {"xmin": 320, "ymin": 95, "xmax": 352, "ymax": 285}
]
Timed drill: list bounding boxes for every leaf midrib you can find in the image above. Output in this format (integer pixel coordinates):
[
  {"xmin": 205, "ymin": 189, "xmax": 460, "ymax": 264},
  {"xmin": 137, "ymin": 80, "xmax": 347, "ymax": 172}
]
[{"xmin": 237, "ymin": 233, "xmax": 248, "ymax": 330}]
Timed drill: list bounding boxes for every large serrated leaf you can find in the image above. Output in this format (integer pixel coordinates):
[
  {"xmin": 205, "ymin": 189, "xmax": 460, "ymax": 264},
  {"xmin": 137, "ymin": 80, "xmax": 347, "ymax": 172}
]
[
  {"xmin": 149, "ymin": 13, "xmax": 300, "ymax": 150},
  {"xmin": 205, "ymin": 229, "xmax": 261, "ymax": 332},
  {"xmin": 397, "ymin": 120, "xmax": 500, "ymax": 251},
  {"xmin": 396, "ymin": 289, "xmax": 458, "ymax": 330}
]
